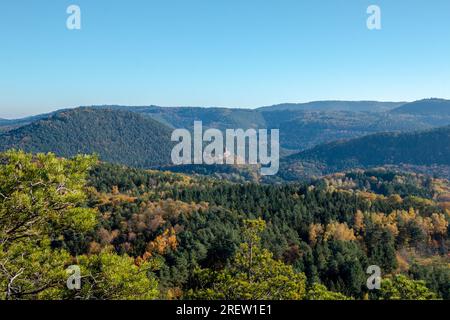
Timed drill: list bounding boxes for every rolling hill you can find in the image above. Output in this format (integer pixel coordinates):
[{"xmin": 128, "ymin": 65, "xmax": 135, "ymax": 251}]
[
  {"xmin": 0, "ymin": 108, "xmax": 174, "ymax": 167},
  {"xmin": 391, "ymin": 98, "xmax": 450, "ymax": 116},
  {"xmin": 261, "ymin": 110, "xmax": 432, "ymax": 150},
  {"xmin": 258, "ymin": 100, "xmax": 405, "ymax": 112},
  {"xmin": 280, "ymin": 125, "xmax": 450, "ymax": 180}
]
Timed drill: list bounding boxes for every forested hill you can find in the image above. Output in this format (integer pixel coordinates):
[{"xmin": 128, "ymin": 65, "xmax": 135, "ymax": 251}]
[
  {"xmin": 0, "ymin": 108, "xmax": 174, "ymax": 167},
  {"xmin": 391, "ymin": 98, "xmax": 450, "ymax": 116},
  {"xmin": 286, "ymin": 125, "xmax": 450, "ymax": 173},
  {"xmin": 258, "ymin": 100, "xmax": 405, "ymax": 112}
]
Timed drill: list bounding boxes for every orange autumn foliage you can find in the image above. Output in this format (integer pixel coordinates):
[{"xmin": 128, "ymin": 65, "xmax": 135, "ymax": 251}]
[{"xmin": 146, "ymin": 228, "xmax": 178, "ymax": 256}]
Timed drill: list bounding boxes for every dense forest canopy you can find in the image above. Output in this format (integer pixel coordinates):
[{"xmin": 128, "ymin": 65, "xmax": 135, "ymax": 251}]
[{"xmin": 2, "ymin": 151, "xmax": 447, "ymax": 300}]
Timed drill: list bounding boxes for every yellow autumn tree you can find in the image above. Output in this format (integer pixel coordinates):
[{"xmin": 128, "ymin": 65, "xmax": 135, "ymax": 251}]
[
  {"xmin": 309, "ymin": 223, "xmax": 324, "ymax": 245},
  {"xmin": 354, "ymin": 210, "xmax": 365, "ymax": 234},
  {"xmin": 146, "ymin": 228, "xmax": 178, "ymax": 256},
  {"xmin": 324, "ymin": 222, "xmax": 356, "ymax": 242}
]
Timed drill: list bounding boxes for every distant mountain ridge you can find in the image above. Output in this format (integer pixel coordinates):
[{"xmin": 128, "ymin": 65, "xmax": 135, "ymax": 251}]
[
  {"xmin": 83, "ymin": 100, "xmax": 450, "ymax": 152},
  {"xmin": 71, "ymin": 104, "xmax": 433, "ymax": 152},
  {"xmin": 258, "ymin": 101, "xmax": 406, "ymax": 112},
  {"xmin": 391, "ymin": 98, "xmax": 450, "ymax": 116},
  {"xmin": 2, "ymin": 99, "xmax": 450, "ymax": 177}
]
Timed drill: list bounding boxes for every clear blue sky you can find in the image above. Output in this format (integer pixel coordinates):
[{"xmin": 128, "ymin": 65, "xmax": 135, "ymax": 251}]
[{"xmin": 1, "ymin": 0, "xmax": 450, "ymax": 118}]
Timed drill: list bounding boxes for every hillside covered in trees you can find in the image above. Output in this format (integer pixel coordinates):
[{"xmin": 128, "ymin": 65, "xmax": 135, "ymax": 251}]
[
  {"xmin": 89, "ymin": 163, "xmax": 450, "ymax": 299},
  {"xmin": 2, "ymin": 150, "xmax": 447, "ymax": 300},
  {"xmin": 0, "ymin": 108, "xmax": 174, "ymax": 168},
  {"xmin": 281, "ymin": 125, "xmax": 450, "ymax": 180},
  {"xmin": 392, "ymin": 98, "xmax": 450, "ymax": 116}
]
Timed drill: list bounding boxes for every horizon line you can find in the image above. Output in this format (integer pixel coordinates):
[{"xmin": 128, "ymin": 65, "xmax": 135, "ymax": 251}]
[{"xmin": 2, "ymin": 97, "xmax": 449, "ymax": 120}]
